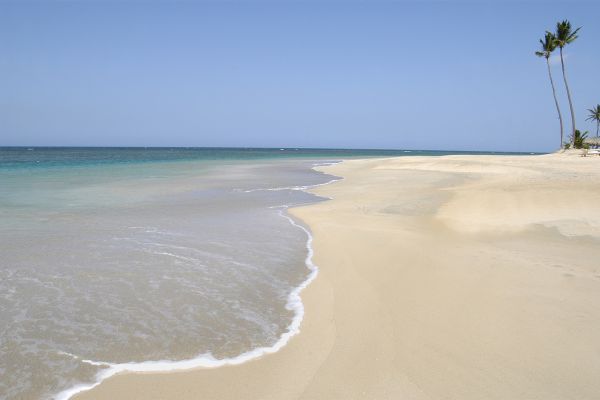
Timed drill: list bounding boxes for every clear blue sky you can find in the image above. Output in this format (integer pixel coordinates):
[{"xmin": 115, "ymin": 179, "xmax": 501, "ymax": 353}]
[{"xmin": 1, "ymin": 1, "xmax": 598, "ymax": 152}]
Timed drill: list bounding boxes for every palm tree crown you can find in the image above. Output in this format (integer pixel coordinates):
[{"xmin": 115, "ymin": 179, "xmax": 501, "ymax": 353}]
[
  {"xmin": 586, "ymin": 104, "xmax": 600, "ymax": 138},
  {"xmin": 535, "ymin": 32, "xmax": 557, "ymax": 59},
  {"xmin": 586, "ymin": 105, "xmax": 600, "ymax": 123},
  {"xmin": 551, "ymin": 20, "xmax": 581, "ymax": 48}
]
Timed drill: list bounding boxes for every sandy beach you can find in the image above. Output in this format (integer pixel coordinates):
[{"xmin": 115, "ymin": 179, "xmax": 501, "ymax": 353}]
[{"xmin": 76, "ymin": 153, "xmax": 600, "ymax": 400}]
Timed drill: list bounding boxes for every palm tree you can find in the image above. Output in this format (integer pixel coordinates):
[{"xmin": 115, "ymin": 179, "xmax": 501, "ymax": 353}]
[
  {"xmin": 570, "ymin": 129, "xmax": 588, "ymax": 149},
  {"xmin": 536, "ymin": 32, "xmax": 564, "ymax": 148},
  {"xmin": 550, "ymin": 20, "xmax": 581, "ymax": 145},
  {"xmin": 586, "ymin": 104, "xmax": 600, "ymax": 138}
]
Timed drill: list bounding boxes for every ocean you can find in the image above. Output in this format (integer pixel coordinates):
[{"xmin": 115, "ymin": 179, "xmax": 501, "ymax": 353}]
[{"xmin": 0, "ymin": 147, "xmax": 532, "ymax": 400}]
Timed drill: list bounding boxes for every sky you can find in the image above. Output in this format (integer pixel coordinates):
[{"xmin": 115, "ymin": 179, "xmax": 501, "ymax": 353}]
[{"xmin": 1, "ymin": 1, "xmax": 599, "ymax": 152}]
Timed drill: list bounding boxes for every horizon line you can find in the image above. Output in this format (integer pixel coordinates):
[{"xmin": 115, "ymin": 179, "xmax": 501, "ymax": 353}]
[{"xmin": 0, "ymin": 145, "xmax": 545, "ymax": 154}]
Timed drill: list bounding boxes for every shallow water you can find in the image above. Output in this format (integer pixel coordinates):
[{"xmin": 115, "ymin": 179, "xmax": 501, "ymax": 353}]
[{"xmin": 1, "ymin": 149, "xmax": 341, "ymax": 400}]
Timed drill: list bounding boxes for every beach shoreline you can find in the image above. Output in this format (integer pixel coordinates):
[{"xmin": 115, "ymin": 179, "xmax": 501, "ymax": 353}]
[{"xmin": 74, "ymin": 153, "xmax": 600, "ymax": 400}]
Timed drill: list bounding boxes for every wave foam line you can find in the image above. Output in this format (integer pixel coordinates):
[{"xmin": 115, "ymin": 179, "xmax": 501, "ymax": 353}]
[
  {"xmin": 242, "ymin": 178, "xmax": 340, "ymax": 193},
  {"xmin": 54, "ymin": 166, "xmax": 342, "ymax": 400},
  {"xmin": 311, "ymin": 161, "xmax": 341, "ymax": 167}
]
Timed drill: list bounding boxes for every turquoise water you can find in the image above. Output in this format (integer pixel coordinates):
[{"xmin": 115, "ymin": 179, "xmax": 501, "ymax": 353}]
[
  {"xmin": 0, "ymin": 147, "xmax": 535, "ymax": 400},
  {"xmin": 0, "ymin": 146, "xmax": 534, "ymax": 169}
]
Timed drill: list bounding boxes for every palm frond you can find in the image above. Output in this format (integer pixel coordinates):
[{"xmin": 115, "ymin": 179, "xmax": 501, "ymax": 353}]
[
  {"xmin": 587, "ymin": 105, "xmax": 600, "ymax": 122},
  {"xmin": 567, "ymin": 26, "xmax": 582, "ymax": 44}
]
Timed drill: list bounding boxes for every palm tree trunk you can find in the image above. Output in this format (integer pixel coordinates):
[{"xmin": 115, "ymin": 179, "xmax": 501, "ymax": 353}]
[
  {"xmin": 597, "ymin": 121, "xmax": 599, "ymax": 138},
  {"xmin": 546, "ymin": 57, "xmax": 564, "ymax": 148},
  {"xmin": 559, "ymin": 47, "xmax": 576, "ymax": 144}
]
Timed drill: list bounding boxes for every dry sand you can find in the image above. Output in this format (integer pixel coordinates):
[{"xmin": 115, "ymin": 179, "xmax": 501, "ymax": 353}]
[{"xmin": 76, "ymin": 153, "xmax": 600, "ymax": 400}]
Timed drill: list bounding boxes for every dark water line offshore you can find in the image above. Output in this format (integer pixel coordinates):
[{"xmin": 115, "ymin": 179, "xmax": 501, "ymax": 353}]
[{"xmin": 0, "ymin": 146, "xmax": 542, "ymax": 170}]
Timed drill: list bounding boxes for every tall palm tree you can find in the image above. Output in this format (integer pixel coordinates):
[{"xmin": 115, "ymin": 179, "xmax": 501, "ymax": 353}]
[
  {"xmin": 550, "ymin": 20, "xmax": 581, "ymax": 144},
  {"xmin": 536, "ymin": 32, "xmax": 564, "ymax": 148},
  {"xmin": 586, "ymin": 104, "xmax": 600, "ymax": 138}
]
